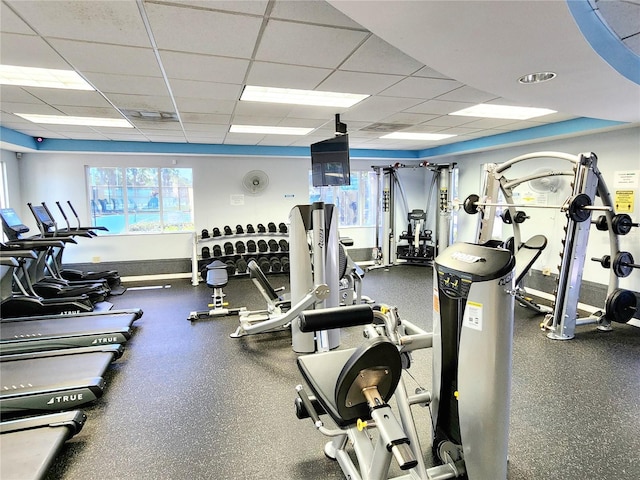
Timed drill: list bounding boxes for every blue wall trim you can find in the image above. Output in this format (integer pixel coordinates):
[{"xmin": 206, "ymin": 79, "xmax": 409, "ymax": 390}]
[
  {"xmin": 416, "ymin": 117, "xmax": 625, "ymax": 158},
  {"xmin": 567, "ymin": 0, "xmax": 640, "ymax": 85},
  {"xmin": 0, "ymin": 117, "xmax": 626, "ymax": 158},
  {"xmin": 0, "ymin": 126, "xmax": 38, "ymax": 150}
]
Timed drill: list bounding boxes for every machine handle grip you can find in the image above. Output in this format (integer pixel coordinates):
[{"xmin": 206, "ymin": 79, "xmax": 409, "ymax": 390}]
[{"xmin": 298, "ymin": 304, "xmax": 373, "ymax": 332}]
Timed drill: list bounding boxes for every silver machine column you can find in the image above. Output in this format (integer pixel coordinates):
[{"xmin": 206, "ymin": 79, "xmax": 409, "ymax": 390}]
[
  {"xmin": 435, "ymin": 164, "xmax": 457, "ymax": 255},
  {"xmin": 431, "ymin": 242, "xmax": 515, "ymax": 479},
  {"xmin": 289, "ymin": 202, "xmax": 340, "ymax": 353}
]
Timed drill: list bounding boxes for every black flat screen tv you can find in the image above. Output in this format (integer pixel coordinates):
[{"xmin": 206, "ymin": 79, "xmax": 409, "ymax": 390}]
[{"xmin": 310, "ymin": 134, "xmax": 351, "ymax": 187}]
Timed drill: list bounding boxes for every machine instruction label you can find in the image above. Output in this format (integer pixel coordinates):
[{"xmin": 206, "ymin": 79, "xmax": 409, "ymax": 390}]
[
  {"xmin": 463, "ymin": 301, "xmax": 483, "ymax": 331},
  {"xmin": 614, "ymin": 190, "xmax": 634, "ymax": 213}
]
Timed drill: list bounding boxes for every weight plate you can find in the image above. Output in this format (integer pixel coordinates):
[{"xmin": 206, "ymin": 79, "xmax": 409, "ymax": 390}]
[
  {"xmin": 611, "ymin": 214, "xmax": 632, "ymax": 235},
  {"xmin": 463, "ymin": 194, "xmax": 480, "ymax": 215},
  {"xmin": 613, "ymin": 251, "xmax": 634, "ymax": 278},
  {"xmin": 501, "ymin": 210, "xmax": 513, "ymax": 224},
  {"xmin": 605, "ymin": 288, "xmax": 637, "ymax": 323},
  {"xmin": 567, "ymin": 193, "xmax": 592, "ymax": 222},
  {"xmin": 594, "ymin": 215, "xmax": 608, "ymax": 231}
]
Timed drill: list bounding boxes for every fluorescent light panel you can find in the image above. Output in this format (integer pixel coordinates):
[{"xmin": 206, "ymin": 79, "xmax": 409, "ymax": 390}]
[
  {"xmin": 0, "ymin": 65, "xmax": 94, "ymax": 90},
  {"xmin": 15, "ymin": 113, "xmax": 132, "ymax": 128},
  {"xmin": 380, "ymin": 132, "xmax": 456, "ymax": 141},
  {"xmin": 449, "ymin": 104, "xmax": 556, "ymax": 120},
  {"xmin": 241, "ymin": 85, "xmax": 369, "ymax": 108},
  {"xmin": 230, "ymin": 125, "xmax": 313, "ymax": 135}
]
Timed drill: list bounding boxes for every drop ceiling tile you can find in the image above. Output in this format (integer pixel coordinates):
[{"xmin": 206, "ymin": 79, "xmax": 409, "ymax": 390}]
[
  {"xmin": 83, "ymin": 72, "xmax": 169, "ymax": 96},
  {"xmin": 174, "ymin": 97, "xmax": 237, "ymax": 114},
  {"xmin": 246, "ymin": 62, "xmax": 332, "ymax": 89},
  {"xmin": 436, "ymin": 85, "xmax": 499, "ymax": 103},
  {"xmin": 51, "ymin": 106, "xmax": 125, "ymax": 118},
  {"xmin": 277, "ymin": 117, "xmax": 325, "ymax": 128},
  {"xmin": 223, "ymin": 132, "xmax": 264, "ymax": 144},
  {"xmin": 23, "ymin": 88, "xmax": 112, "ymax": 108},
  {"xmin": 89, "ymin": 126, "xmax": 143, "ymax": 134},
  {"xmin": 380, "ymin": 76, "xmax": 462, "ymax": 99},
  {"xmin": 160, "ymin": 51, "xmax": 250, "ymax": 84},
  {"xmin": 420, "ymin": 115, "xmax": 477, "ymax": 128},
  {"xmin": 107, "ymin": 93, "xmax": 175, "ymax": 112},
  {"xmin": 340, "ymin": 35, "xmax": 424, "ymax": 75},
  {"xmin": 232, "ymin": 115, "xmax": 288, "ymax": 126},
  {"xmin": 185, "ymin": 134, "xmax": 227, "ymax": 144},
  {"xmin": 181, "ymin": 113, "xmax": 232, "ymax": 124},
  {"xmin": 182, "ymin": 123, "xmax": 229, "ymax": 134},
  {"xmin": 0, "ymin": 33, "xmax": 70, "ymax": 69},
  {"xmin": 9, "ymin": 0, "xmax": 151, "ymax": 47},
  {"xmin": 103, "ymin": 134, "xmax": 149, "ymax": 141},
  {"xmin": 144, "ymin": 134, "xmax": 188, "ymax": 142},
  {"xmin": 233, "ymin": 101, "xmax": 293, "ymax": 117},
  {"xmin": 169, "ymin": 79, "xmax": 241, "ymax": 100},
  {"xmin": 48, "ymin": 39, "xmax": 162, "ymax": 77},
  {"xmin": 144, "ymin": 2, "xmax": 263, "ymax": 58},
  {"xmin": 342, "ymin": 95, "xmax": 425, "ymax": 122},
  {"xmin": 270, "ymin": 0, "xmax": 364, "ymax": 29},
  {"xmin": 0, "ymin": 85, "xmax": 42, "ymax": 104},
  {"xmin": 151, "ymin": 0, "xmax": 269, "ymax": 16},
  {"xmin": 380, "ymin": 112, "xmax": 439, "ymax": 125},
  {"xmin": 1, "ymin": 102, "xmax": 64, "ymax": 115},
  {"xmin": 412, "ymin": 66, "xmax": 454, "ymax": 80},
  {"xmin": 1, "ymin": 2, "xmax": 36, "ymax": 34},
  {"xmin": 129, "ymin": 121, "xmax": 183, "ymax": 131},
  {"xmin": 318, "ymin": 71, "xmax": 403, "ymax": 95},
  {"xmin": 258, "ymin": 135, "xmax": 308, "ymax": 146},
  {"xmin": 457, "ymin": 118, "xmax": 521, "ymax": 129},
  {"xmin": 596, "ymin": 0, "xmax": 640, "ymax": 38},
  {"xmin": 405, "ymin": 99, "xmax": 474, "ymax": 115},
  {"xmin": 255, "ymin": 19, "xmax": 368, "ymax": 68}
]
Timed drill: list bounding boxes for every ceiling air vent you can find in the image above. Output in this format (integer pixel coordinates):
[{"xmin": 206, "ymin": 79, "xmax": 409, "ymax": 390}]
[
  {"xmin": 122, "ymin": 110, "xmax": 178, "ymax": 122},
  {"xmin": 361, "ymin": 122, "xmax": 412, "ymax": 132}
]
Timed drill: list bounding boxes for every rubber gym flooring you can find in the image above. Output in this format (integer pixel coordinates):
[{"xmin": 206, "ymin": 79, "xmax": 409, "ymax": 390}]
[{"xmin": 44, "ymin": 265, "xmax": 640, "ymax": 480}]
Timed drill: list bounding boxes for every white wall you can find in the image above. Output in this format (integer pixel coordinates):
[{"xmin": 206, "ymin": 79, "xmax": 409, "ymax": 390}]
[{"xmin": 449, "ymin": 125, "xmax": 640, "ymax": 289}]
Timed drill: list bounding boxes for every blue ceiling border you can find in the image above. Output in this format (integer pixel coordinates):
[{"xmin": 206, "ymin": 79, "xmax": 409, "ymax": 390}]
[{"xmin": 1, "ymin": 117, "xmax": 626, "ymax": 159}]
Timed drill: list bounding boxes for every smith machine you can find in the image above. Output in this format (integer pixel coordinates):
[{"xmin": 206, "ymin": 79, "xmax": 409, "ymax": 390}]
[
  {"xmin": 462, "ymin": 151, "xmax": 638, "ymax": 339},
  {"xmin": 371, "ymin": 162, "xmax": 458, "ymax": 269}
]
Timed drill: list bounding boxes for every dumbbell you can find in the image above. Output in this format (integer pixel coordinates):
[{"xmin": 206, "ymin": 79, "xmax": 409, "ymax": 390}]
[
  {"xmin": 257, "ymin": 223, "xmax": 266, "ymax": 233},
  {"xmin": 279, "ymin": 239, "xmax": 289, "ymax": 252},
  {"xmin": 591, "ymin": 251, "xmax": 640, "ymax": 278},
  {"xmin": 223, "ymin": 242, "xmax": 234, "ymax": 255},
  {"xmin": 235, "ymin": 241, "xmax": 246, "ymax": 254},
  {"xmin": 268, "ymin": 239, "xmax": 279, "ymax": 252},
  {"xmin": 278, "ymin": 222, "xmax": 288, "ymax": 234},
  {"xmin": 236, "ymin": 225, "xmax": 244, "ymax": 234},
  {"xmin": 201, "ymin": 246, "xmax": 211, "ymax": 259},
  {"xmin": 500, "ymin": 210, "xmax": 529, "ymax": 224},
  {"xmin": 236, "ymin": 258, "xmax": 248, "ymax": 274},
  {"xmin": 270, "ymin": 256, "xmax": 282, "ymax": 272},
  {"xmin": 268, "ymin": 222, "xmax": 277, "ymax": 233},
  {"xmin": 246, "ymin": 224, "xmax": 255, "ymax": 234},
  {"xmin": 212, "ymin": 245, "xmax": 223, "ymax": 257},
  {"xmin": 224, "ymin": 260, "xmax": 236, "ymax": 275},
  {"xmin": 257, "ymin": 240, "xmax": 268, "ymax": 253},
  {"xmin": 247, "ymin": 240, "xmax": 257, "ymax": 253},
  {"xmin": 258, "ymin": 257, "xmax": 271, "ymax": 273},
  {"xmin": 201, "ymin": 228, "xmax": 210, "ymax": 239},
  {"xmin": 281, "ymin": 256, "xmax": 290, "ymax": 273},
  {"xmin": 223, "ymin": 225, "xmax": 233, "ymax": 235},
  {"xmin": 212, "ymin": 227, "xmax": 221, "ymax": 237}
]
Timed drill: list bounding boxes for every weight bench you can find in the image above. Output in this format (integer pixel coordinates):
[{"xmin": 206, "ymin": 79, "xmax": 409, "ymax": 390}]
[
  {"xmin": 512, "ymin": 234, "xmax": 552, "ymax": 314},
  {"xmin": 294, "ymin": 305, "xmax": 420, "ymax": 475},
  {"xmin": 188, "ymin": 260, "xmax": 246, "ymax": 321}
]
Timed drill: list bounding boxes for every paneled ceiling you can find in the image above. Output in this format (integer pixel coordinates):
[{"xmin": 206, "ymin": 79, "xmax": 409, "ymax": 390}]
[{"xmin": 1, "ymin": 0, "xmax": 638, "ymax": 152}]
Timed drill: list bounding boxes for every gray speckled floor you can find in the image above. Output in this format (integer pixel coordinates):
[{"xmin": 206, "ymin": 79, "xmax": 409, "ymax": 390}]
[{"xmin": 43, "ymin": 265, "xmax": 640, "ymax": 480}]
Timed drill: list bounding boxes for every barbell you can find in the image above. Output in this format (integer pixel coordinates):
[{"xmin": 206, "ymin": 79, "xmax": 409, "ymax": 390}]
[
  {"xmin": 591, "ymin": 251, "xmax": 640, "ymax": 278},
  {"xmin": 463, "ymin": 193, "xmax": 612, "ymax": 223}
]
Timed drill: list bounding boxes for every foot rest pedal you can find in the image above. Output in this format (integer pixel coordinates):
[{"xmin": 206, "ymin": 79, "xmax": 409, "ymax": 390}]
[{"xmin": 294, "ymin": 395, "xmax": 326, "ymax": 420}]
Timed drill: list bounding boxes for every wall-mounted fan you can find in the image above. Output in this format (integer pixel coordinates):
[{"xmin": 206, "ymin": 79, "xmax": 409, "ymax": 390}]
[
  {"xmin": 242, "ymin": 170, "xmax": 269, "ymax": 194},
  {"xmin": 528, "ymin": 169, "xmax": 564, "ymax": 193}
]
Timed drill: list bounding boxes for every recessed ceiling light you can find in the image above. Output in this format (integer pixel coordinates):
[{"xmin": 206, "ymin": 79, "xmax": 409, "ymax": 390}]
[
  {"xmin": 229, "ymin": 125, "xmax": 314, "ymax": 135},
  {"xmin": 380, "ymin": 132, "xmax": 456, "ymax": 141},
  {"xmin": 518, "ymin": 72, "xmax": 557, "ymax": 84},
  {"xmin": 240, "ymin": 86, "xmax": 369, "ymax": 108},
  {"xmin": 449, "ymin": 104, "xmax": 556, "ymax": 120},
  {"xmin": 0, "ymin": 65, "xmax": 94, "ymax": 90},
  {"xmin": 15, "ymin": 113, "xmax": 132, "ymax": 128}
]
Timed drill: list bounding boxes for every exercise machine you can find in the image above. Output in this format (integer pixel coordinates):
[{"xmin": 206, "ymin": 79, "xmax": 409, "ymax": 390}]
[
  {"xmin": 1, "ymin": 410, "xmax": 86, "ymax": 480},
  {"xmin": 463, "ymin": 151, "xmax": 636, "ymax": 338},
  {"xmin": 295, "ymin": 242, "xmax": 515, "ymax": 479},
  {"xmin": 187, "ymin": 259, "xmax": 247, "ymax": 321},
  {"xmin": 371, "ymin": 163, "xmax": 457, "ymax": 269}
]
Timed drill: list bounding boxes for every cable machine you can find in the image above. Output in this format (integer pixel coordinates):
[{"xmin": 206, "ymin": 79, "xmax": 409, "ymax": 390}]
[{"xmin": 371, "ymin": 162, "xmax": 457, "ymax": 269}]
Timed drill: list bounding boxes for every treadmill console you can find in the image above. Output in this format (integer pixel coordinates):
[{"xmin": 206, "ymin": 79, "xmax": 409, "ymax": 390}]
[{"xmin": 0, "ymin": 208, "xmax": 29, "ymax": 239}]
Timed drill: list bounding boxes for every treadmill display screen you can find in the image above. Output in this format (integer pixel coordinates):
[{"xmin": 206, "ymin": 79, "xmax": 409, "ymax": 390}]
[
  {"xmin": 0, "ymin": 208, "xmax": 23, "ymax": 228},
  {"xmin": 32, "ymin": 205, "xmax": 53, "ymax": 225}
]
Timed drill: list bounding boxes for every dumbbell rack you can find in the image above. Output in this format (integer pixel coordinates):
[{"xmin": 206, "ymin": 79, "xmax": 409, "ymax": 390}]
[{"xmin": 191, "ymin": 227, "xmax": 289, "ymax": 286}]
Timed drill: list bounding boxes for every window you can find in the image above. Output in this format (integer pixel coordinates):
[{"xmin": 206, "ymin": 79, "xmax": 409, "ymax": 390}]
[
  {"xmin": 309, "ymin": 170, "xmax": 378, "ymax": 227},
  {"xmin": 87, "ymin": 166, "xmax": 194, "ymax": 234}
]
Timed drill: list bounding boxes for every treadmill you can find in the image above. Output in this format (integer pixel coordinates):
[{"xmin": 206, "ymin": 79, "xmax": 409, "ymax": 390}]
[
  {"xmin": 1, "ymin": 410, "xmax": 86, "ymax": 480},
  {"xmin": 0, "ymin": 344, "xmax": 123, "ymax": 417}
]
